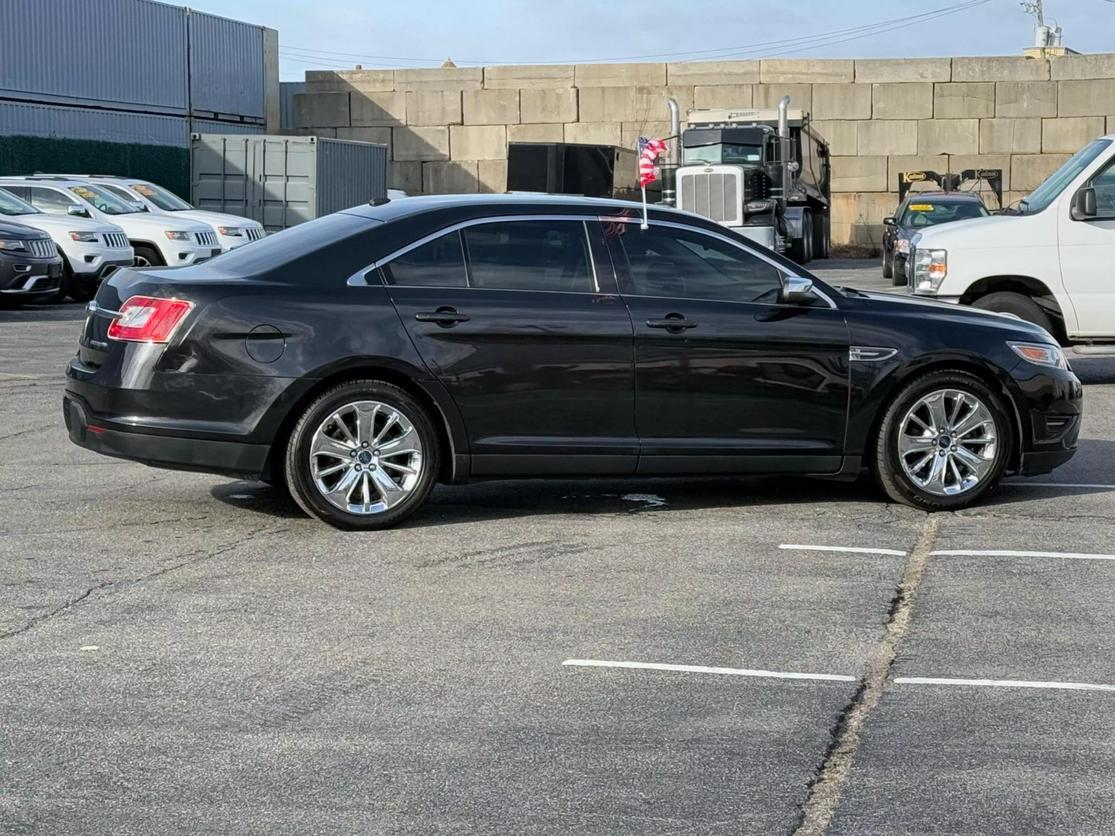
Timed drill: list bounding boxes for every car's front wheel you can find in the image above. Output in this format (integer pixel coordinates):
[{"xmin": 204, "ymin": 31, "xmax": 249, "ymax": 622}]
[
  {"xmin": 284, "ymin": 380, "xmax": 439, "ymax": 530},
  {"xmin": 874, "ymin": 371, "xmax": 1012, "ymax": 511}
]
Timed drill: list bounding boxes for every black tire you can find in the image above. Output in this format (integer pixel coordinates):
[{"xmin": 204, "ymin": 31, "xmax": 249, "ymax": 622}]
[
  {"xmin": 873, "ymin": 370, "xmax": 1013, "ymax": 512},
  {"xmin": 133, "ymin": 244, "xmax": 165, "ymax": 268},
  {"xmin": 971, "ymin": 291, "xmax": 1056, "ymax": 338},
  {"xmin": 813, "ymin": 211, "xmax": 829, "ymax": 260},
  {"xmin": 55, "ymin": 261, "xmax": 98, "ymax": 303},
  {"xmin": 882, "ymin": 248, "xmax": 893, "ymax": 278},
  {"xmin": 284, "ymin": 379, "xmax": 439, "ymax": 530},
  {"xmin": 891, "ymin": 255, "xmax": 906, "ymax": 286}
]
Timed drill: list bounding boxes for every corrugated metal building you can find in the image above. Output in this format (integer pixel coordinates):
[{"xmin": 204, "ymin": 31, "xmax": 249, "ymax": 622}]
[{"xmin": 0, "ymin": 0, "xmax": 278, "ymax": 196}]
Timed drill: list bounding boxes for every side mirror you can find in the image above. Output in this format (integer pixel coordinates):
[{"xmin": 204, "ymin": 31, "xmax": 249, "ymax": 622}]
[
  {"xmin": 780, "ymin": 275, "xmax": 815, "ymax": 305},
  {"xmin": 67, "ymin": 204, "xmax": 88, "ymax": 217},
  {"xmin": 883, "ymin": 216, "xmax": 896, "ymax": 226},
  {"xmin": 1071, "ymin": 187, "xmax": 1097, "ymax": 221}
]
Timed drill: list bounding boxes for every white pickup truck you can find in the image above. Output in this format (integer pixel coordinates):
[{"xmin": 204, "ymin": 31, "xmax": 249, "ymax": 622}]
[{"xmin": 907, "ymin": 134, "xmax": 1115, "ymax": 351}]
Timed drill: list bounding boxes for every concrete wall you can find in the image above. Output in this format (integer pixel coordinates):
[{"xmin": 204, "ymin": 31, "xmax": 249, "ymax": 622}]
[{"xmin": 291, "ymin": 54, "xmax": 1115, "ymax": 250}]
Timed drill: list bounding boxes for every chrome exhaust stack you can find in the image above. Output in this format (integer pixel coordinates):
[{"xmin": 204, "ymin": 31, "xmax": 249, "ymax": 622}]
[{"xmin": 663, "ymin": 96, "xmax": 681, "ymax": 206}]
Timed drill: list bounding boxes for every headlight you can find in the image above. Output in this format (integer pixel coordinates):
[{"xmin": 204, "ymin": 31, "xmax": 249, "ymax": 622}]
[
  {"xmin": 69, "ymin": 231, "xmax": 99, "ymax": 242},
  {"xmin": 912, "ymin": 248, "xmax": 947, "ymax": 294},
  {"xmin": 1009, "ymin": 341, "xmax": 1068, "ymax": 370},
  {"xmin": 164, "ymin": 231, "xmax": 193, "ymax": 241},
  {"xmin": 217, "ymin": 226, "xmax": 244, "ymax": 237},
  {"xmin": 896, "ymin": 238, "xmax": 911, "ymax": 254},
  {"xmin": 0, "ymin": 239, "xmax": 29, "ymax": 252}
]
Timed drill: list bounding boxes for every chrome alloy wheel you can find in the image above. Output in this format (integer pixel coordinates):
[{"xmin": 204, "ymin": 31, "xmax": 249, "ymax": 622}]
[
  {"xmin": 308, "ymin": 400, "xmax": 424, "ymax": 515},
  {"xmin": 897, "ymin": 388, "xmax": 998, "ymax": 497}
]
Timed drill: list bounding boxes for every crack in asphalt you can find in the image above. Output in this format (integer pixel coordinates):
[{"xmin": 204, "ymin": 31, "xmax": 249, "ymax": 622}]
[
  {"xmin": 0, "ymin": 525, "xmax": 274, "ymax": 641},
  {"xmin": 791, "ymin": 516, "xmax": 940, "ymax": 836}
]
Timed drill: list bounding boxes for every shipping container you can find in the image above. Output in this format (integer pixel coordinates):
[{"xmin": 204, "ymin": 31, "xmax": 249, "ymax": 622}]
[
  {"xmin": 190, "ymin": 134, "xmax": 388, "ymax": 231},
  {"xmin": 188, "ymin": 9, "xmax": 266, "ymax": 121}
]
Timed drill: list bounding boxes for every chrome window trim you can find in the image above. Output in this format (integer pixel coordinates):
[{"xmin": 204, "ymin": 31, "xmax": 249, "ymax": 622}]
[{"xmin": 346, "ymin": 214, "xmax": 604, "ymax": 293}]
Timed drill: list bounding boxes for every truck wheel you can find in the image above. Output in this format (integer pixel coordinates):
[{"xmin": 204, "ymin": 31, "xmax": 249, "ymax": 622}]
[
  {"xmin": 813, "ymin": 212, "xmax": 829, "ymax": 260},
  {"xmin": 789, "ymin": 211, "xmax": 813, "ymax": 264},
  {"xmin": 882, "ymin": 249, "xmax": 893, "ymax": 278},
  {"xmin": 971, "ymin": 292, "xmax": 1055, "ymax": 338},
  {"xmin": 133, "ymin": 245, "xmax": 165, "ymax": 268}
]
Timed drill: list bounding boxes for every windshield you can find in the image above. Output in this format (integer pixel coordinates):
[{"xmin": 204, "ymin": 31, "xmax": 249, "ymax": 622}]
[
  {"xmin": 129, "ymin": 181, "xmax": 193, "ymax": 211},
  {"xmin": 68, "ymin": 184, "xmax": 140, "ymax": 215},
  {"xmin": 900, "ymin": 200, "xmax": 988, "ymax": 227},
  {"xmin": 1022, "ymin": 139, "xmax": 1112, "ymax": 213},
  {"xmin": 682, "ymin": 143, "xmax": 762, "ymax": 165},
  {"xmin": 0, "ymin": 188, "xmax": 39, "ymax": 216}
]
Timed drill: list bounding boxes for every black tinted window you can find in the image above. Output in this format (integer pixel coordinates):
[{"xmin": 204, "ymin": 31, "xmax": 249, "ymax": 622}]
[
  {"xmin": 618, "ymin": 225, "xmax": 783, "ymax": 303},
  {"xmin": 464, "ymin": 221, "xmax": 594, "ymax": 292},
  {"xmin": 383, "ymin": 231, "xmax": 468, "ymax": 287}
]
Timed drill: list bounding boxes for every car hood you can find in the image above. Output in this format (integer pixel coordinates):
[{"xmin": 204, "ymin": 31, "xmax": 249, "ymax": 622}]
[
  {"xmin": 114, "ymin": 213, "xmax": 213, "ymax": 235},
  {"xmin": 847, "ymin": 289, "xmax": 1055, "ymax": 341},
  {"xmin": 0, "ymin": 218, "xmax": 49, "ymax": 238},
  {"xmin": 161, "ymin": 209, "xmax": 261, "ymax": 229},
  {"xmin": 2, "ymin": 212, "xmax": 123, "ymax": 236},
  {"xmin": 910, "ymin": 212, "xmax": 1040, "ymax": 249}
]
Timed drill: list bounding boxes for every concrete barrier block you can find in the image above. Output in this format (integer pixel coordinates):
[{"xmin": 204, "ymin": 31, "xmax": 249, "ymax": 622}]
[
  {"xmin": 564, "ymin": 122, "xmax": 623, "ymax": 145},
  {"xmin": 995, "ymin": 81, "xmax": 1057, "ymax": 118},
  {"xmin": 350, "ymin": 91, "xmax": 406, "ymax": 126},
  {"xmin": 395, "ymin": 67, "xmax": 483, "ymax": 91},
  {"xmin": 389, "ymin": 161, "xmax": 422, "ymax": 193},
  {"xmin": 508, "ymin": 123, "xmax": 565, "ymax": 142},
  {"xmin": 637, "ymin": 86, "xmax": 694, "ymax": 121},
  {"xmin": 947, "ymin": 155, "xmax": 1012, "ymax": 192},
  {"xmin": 294, "ymin": 127, "xmax": 336, "ymax": 137},
  {"xmin": 854, "ymin": 58, "xmax": 951, "ymax": 83},
  {"xmin": 305, "ymin": 69, "xmax": 396, "ymax": 92},
  {"xmin": 477, "ymin": 159, "xmax": 508, "ymax": 193},
  {"xmin": 872, "ymin": 83, "xmax": 933, "ymax": 120},
  {"xmin": 887, "ymin": 156, "xmax": 950, "ymax": 192},
  {"xmin": 1058, "ymin": 79, "xmax": 1115, "ymax": 117},
  {"xmin": 753, "ymin": 84, "xmax": 812, "ymax": 112},
  {"xmin": 811, "ymin": 121, "xmax": 858, "ymax": 156},
  {"xmin": 858, "ymin": 120, "xmax": 918, "ymax": 156},
  {"xmin": 484, "ymin": 64, "xmax": 574, "ymax": 89},
  {"xmin": 693, "ymin": 85, "xmax": 754, "ymax": 110},
  {"xmin": 760, "ymin": 59, "xmax": 853, "ymax": 84},
  {"xmin": 831, "ymin": 192, "xmax": 899, "ymax": 247},
  {"xmin": 933, "ymin": 82, "xmax": 994, "ymax": 119},
  {"xmin": 622, "ymin": 121, "xmax": 671, "ymax": 149},
  {"xmin": 1050, "ymin": 54, "xmax": 1115, "ymax": 81},
  {"xmin": 953, "ymin": 56, "xmax": 1049, "ymax": 82},
  {"xmin": 450, "ymin": 125, "xmax": 507, "ymax": 160},
  {"xmin": 979, "ymin": 118, "xmax": 1042, "ymax": 154},
  {"xmin": 336, "ymin": 127, "xmax": 392, "ymax": 148},
  {"xmin": 918, "ymin": 119, "xmax": 979, "ymax": 155},
  {"xmin": 578, "ymin": 87, "xmax": 637, "ymax": 123},
  {"xmin": 406, "ymin": 91, "xmax": 462, "ymax": 126},
  {"xmin": 1010, "ymin": 154, "xmax": 1070, "ymax": 191},
  {"xmin": 830, "ymin": 156, "xmax": 888, "ymax": 192},
  {"xmin": 293, "ymin": 92, "xmax": 350, "ymax": 128},
  {"xmin": 463, "ymin": 89, "xmax": 520, "ymax": 125},
  {"xmin": 575, "ymin": 62, "xmax": 666, "ymax": 87},
  {"xmin": 1042, "ymin": 116, "xmax": 1107, "ymax": 153},
  {"xmin": 423, "ymin": 160, "xmax": 479, "ymax": 194},
  {"xmin": 811, "ymin": 84, "xmax": 872, "ymax": 121},
  {"xmin": 392, "ymin": 126, "xmax": 450, "ymax": 161},
  {"xmin": 520, "ymin": 88, "xmax": 578, "ymax": 124},
  {"xmin": 667, "ymin": 60, "xmax": 760, "ymax": 86}
]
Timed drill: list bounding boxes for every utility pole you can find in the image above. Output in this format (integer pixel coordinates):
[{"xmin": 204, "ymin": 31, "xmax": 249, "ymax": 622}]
[{"xmin": 1020, "ymin": 0, "xmax": 1044, "ymax": 27}]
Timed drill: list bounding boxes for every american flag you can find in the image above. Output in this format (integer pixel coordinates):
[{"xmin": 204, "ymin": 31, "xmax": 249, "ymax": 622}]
[{"xmin": 638, "ymin": 136, "xmax": 667, "ymax": 188}]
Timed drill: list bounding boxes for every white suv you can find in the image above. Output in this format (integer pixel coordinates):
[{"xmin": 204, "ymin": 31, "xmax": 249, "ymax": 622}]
[
  {"xmin": 0, "ymin": 177, "xmax": 219, "ymax": 269},
  {"xmin": 0, "ymin": 187, "xmax": 133, "ymax": 301},
  {"xmin": 76, "ymin": 176, "xmax": 265, "ymax": 252}
]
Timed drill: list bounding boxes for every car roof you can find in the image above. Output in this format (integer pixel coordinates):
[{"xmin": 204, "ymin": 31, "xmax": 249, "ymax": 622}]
[
  {"xmin": 343, "ymin": 192, "xmax": 700, "ymax": 223},
  {"xmin": 0, "ymin": 176, "xmax": 99, "ymax": 188}
]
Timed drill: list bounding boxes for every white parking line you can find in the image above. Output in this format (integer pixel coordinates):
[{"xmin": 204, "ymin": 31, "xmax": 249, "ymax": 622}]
[
  {"xmin": 1003, "ymin": 481, "xmax": 1115, "ymax": 490},
  {"xmin": 895, "ymin": 676, "xmax": 1115, "ymax": 693},
  {"xmin": 779, "ymin": 544, "xmax": 908, "ymax": 557},
  {"xmin": 930, "ymin": 549, "xmax": 1115, "ymax": 562},
  {"xmin": 562, "ymin": 659, "xmax": 855, "ymax": 682}
]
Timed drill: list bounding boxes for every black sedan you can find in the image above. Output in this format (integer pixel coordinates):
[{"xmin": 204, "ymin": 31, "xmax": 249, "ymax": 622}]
[
  {"xmin": 882, "ymin": 193, "xmax": 989, "ymax": 284},
  {"xmin": 65, "ymin": 194, "xmax": 1081, "ymax": 529}
]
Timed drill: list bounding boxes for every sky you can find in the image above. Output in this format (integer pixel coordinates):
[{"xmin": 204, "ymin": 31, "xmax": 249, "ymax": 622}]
[{"xmin": 183, "ymin": 0, "xmax": 1115, "ymax": 81}]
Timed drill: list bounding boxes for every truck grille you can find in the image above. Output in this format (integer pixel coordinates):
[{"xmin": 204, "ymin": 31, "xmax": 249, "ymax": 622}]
[
  {"xmin": 677, "ymin": 168, "xmax": 743, "ymax": 226},
  {"xmin": 194, "ymin": 231, "xmax": 219, "ymax": 247},
  {"xmin": 245, "ymin": 227, "xmax": 265, "ymax": 241},
  {"xmin": 102, "ymin": 232, "xmax": 130, "ymax": 249},
  {"xmin": 27, "ymin": 239, "xmax": 55, "ymax": 258}
]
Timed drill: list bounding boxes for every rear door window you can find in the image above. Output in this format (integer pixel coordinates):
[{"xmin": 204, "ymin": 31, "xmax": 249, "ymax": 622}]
[
  {"xmin": 463, "ymin": 220, "xmax": 595, "ymax": 293},
  {"xmin": 381, "ymin": 231, "xmax": 468, "ymax": 288}
]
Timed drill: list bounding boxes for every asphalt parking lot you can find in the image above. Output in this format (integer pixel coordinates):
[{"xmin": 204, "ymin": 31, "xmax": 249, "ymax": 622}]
[{"xmin": 3, "ymin": 259, "xmax": 1115, "ymax": 834}]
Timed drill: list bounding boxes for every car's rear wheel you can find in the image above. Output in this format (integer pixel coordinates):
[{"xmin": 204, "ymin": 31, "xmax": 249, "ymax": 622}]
[
  {"xmin": 284, "ymin": 380, "xmax": 439, "ymax": 530},
  {"xmin": 874, "ymin": 371, "xmax": 1012, "ymax": 511},
  {"xmin": 971, "ymin": 291, "xmax": 1056, "ymax": 339}
]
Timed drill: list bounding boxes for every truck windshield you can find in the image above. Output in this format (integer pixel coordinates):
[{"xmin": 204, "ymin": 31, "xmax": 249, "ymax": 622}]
[
  {"xmin": 129, "ymin": 182, "xmax": 194, "ymax": 211},
  {"xmin": 0, "ymin": 188, "xmax": 40, "ymax": 216},
  {"xmin": 69, "ymin": 184, "xmax": 140, "ymax": 215},
  {"xmin": 683, "ymin": 144, "xmax": 762, "ymax": 165},
  {"xmin": 1022, "ymin": 139, "xmax": 1112, "ymax": 214}
]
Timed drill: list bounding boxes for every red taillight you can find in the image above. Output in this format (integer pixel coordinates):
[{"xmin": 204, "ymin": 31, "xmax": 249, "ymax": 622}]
[{"xmin": 107, "ymin": 296, "xmax": 194, "ymax": 343}]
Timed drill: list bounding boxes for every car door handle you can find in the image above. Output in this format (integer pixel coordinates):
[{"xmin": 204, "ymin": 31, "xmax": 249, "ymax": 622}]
[
  {"xmin": 415, "ymin": 308, "xmax": 470, "ymax": 326},
  {"xmin": 646, "ymin": 316, "xmax": 697, "ymax": 331}
]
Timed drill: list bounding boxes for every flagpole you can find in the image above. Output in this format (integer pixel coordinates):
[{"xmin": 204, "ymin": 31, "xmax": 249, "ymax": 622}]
[{"xmin": 640, "ymin": 184, "xmax": 649, "ymax": 230}]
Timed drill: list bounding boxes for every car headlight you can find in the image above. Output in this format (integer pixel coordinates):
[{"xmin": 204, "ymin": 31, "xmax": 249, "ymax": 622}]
[
  {"xmin": 912, "ymin": 248, "xmax": 947, "ymax": 294},
  {"xmin": 164, "ymin": 231, "xmax": 193, "ymax": 241},
  {"xmin": 217, "ymin": 226, "xmax": 244, "ymax": 237},
  {"xmin": 1009, "ymin": 342, "xmax": 1068, "ymax": 370},
  {"xmin": 69, "ymin": 231, "xmax": 100, "ymax": 242},
  {"xmin": 896, "ymin": 238, "xmax": 911, "ymax": 254},
  {"xmin": 0, "ymin": 239, "xmax": 30, "ymax": 252}
]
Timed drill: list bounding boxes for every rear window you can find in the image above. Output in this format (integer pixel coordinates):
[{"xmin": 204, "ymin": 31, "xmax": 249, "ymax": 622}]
[
  {"xmin": 464, "ymin": 220, "xmax": 594, "ymax": 292},
  {"xmin": 381, "ymin": 231, "xmax": 468, "ymax": 287}
]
